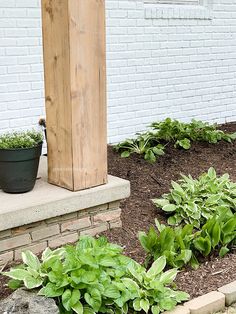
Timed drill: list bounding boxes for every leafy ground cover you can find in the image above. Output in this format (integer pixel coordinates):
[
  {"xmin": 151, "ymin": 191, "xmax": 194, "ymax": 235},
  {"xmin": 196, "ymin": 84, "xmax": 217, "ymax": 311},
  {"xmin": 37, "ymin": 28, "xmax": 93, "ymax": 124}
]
[
  {"xmin": 115, "ymin": 119, "xmax": 236, "ymax": 163},
  {"xmin": 139, "ymin": 212, "xmax": 236, "ymax": 270},
  {"xmin": 0, "ymin": 122, "xmax": 236, "ymax": 307},
  {"xmin": 2, "ymin": 237, "xmax": 189, "ymax": 314},
  {"xmin": 152, "ymin": 167, "xmax": 236, "ymax": 228}
]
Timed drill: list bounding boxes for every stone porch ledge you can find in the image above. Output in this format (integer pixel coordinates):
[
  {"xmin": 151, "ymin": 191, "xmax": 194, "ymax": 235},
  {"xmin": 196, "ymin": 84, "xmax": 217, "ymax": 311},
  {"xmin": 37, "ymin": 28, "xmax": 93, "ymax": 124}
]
[
  {"xmin": 0, "ymin": 157, "xmax": 130, "ymax": 265},
  {"xmin": 0, "ymin": 157, "xmax": 130, "ymax": 232}
]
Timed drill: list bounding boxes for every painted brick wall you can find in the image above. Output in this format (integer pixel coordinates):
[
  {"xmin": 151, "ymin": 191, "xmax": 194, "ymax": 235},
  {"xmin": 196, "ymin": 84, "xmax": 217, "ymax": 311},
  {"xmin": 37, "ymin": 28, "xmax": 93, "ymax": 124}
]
[{"xmin": 0, "ymin": 0, "xmax": 236, "ymax": 143}]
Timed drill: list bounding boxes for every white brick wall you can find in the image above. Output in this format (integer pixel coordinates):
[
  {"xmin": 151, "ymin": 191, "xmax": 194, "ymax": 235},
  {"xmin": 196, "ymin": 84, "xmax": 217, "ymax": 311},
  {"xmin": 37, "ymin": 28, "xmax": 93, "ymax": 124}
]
[{"xmin": 0, "ymin": 0, "xmax": 236, "ymax": 143}]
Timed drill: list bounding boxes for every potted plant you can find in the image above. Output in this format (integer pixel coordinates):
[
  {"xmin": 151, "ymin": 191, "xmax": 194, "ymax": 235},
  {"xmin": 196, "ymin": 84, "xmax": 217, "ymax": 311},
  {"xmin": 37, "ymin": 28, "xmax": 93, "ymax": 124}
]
[{"xmin": 0, "ymin": 130, "xmax": 43, "ymax": 193}]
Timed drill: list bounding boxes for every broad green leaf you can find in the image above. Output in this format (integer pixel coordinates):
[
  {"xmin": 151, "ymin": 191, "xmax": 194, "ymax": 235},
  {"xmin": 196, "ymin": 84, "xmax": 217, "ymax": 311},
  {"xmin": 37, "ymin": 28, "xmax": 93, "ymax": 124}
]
[
  {"xmin": 78, "ymin": 254, "xmax": 97, "ymax": 268},
  {"xmin": 159, "ymin": 227, "xmax": 175, "ymax": 251},
  {"xmin": 159, "ymin": 269, "xmax": 177, "ymax": 284},
  {"xmin": 176, "ymin": 138, "xmax": 191, "ymax": 150},
  {"xmin": 138, "ymin": 227, "xmax": 158, "ymax": 253},
  {"xmin": 151, "ymin": 305, "xmax": 161, "ymax": 314},
  {"xmin": 155, "ymin": 219, "xmax": 166, "ymax": 232},
  {"xmin": 175, "ymin": 250, "xmax": 192, "ymax": 265},
  {"xmin": 194, "ymin": 237, "xmax": 211, "ymax": 256},
  {"xmin": 211, "ymin": 221, "xmax": 221, "ymax": 248},
  {"xmin": 152, "ymin": 146, "xmax": 165, "ymax": 156},
  {"xmin": 127, "ymin": 261, "xmax": 144, "ymax": 284},
  {"xmin": 147, "ymin": 256, "xmax": 166, "ymax": 278},
  {"xmin": 7, "ymin": 279, "xmax": 22, "ymax": 290},
  {"xmin": 98, "ymin": 256, "xmax": 118, "ymax": 267},
  {"xmin": 173, "ymin": 291, "xmax": 190, "ymax": 302},
  {"xmin": 190, "ymin": 254, "xmax": 200, "ymax": 270},
  {"xmin": 222, "ymin": 217, "xmax": 236, "ymax": 235},
  {"xmin": 171, "ymin": 181, "xmax": 184, "ymax": 193},
  {"xmin": 159, "ymin": 298, "xmax": 176, "ymax": 311},
  {"xmin": 62, "ymin": 289, "xmax": 72, "ymax": 311},
  {"xmin": 84, "ymin": 290, "xmax": 101, "ymax": 313},
  {"xmin": 167, "ymin": 216, "xmax": 178, "ymax": 225},
  {"xmin": 133, "ymin": 298, "xmax": 141, "ymax": 311},
  {"xmin": 121, "ymin": 151, "xmax": 130, "ymax": 158},
  {"xmin": 38, "ymin": 283, "xmax": 64, "ymax": 297},
  {"xmin": 4, "ymin": 269, "xmax": 30, "ymax": 281},
  {"xmin": 80, "ymin": 271, "xmax": 98, "ymax": 284},
  {"xmin": 23, "ymin": 276, "xmax": 43, "ymax": 289},
  {"xmin": 152, "ymin": 198, "xmax": 169, "ymax": 208},
  {"xmin": 103, "ymin": 285, "xmax": 120, "ymax": 299},
  {"xmin": 70, "ymin": 289, "xmax": 81, "ymax": 307},
  {"xmin": 41, "ymin": 247, "xmax": 52, "ymax": 261},
  {"xmin": 144, "ymin": 150, "xmax": 156, "ymax": 163},
  {"xmin": 140, "ymin": 299, "xmax": 150, "ymax": 313},
  {"xmin": 72, "ymin": 301, "xmax": 83, "ymax": 314},
  {"xmin": 83, "ymin": 306, "xmax": 95, "ymax": 314},
  {"xmin": 208, "ymin": 167, "xmax": 216, "ymax": 179},
  {"xmin": 219, "ymin": 246, "xmax": 229, "ymax": 257},
  {"xmin": 149, "ymin": 280, "xmax": 164, "ymax": 291},
  {"xmin": 22, "ymin": 251, "xmax": 41, "ymax": 271},
  {"xmin": 122, "ymin": 278, "xmax": 139, "ymax": 291},
  {"xmin": 162, "ymin": 204, "xmax": 176, "ymax": 212}
]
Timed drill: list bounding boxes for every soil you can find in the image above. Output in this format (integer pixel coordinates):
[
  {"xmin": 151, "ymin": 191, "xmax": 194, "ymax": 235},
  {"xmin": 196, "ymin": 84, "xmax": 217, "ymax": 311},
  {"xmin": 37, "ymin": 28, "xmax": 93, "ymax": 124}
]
[{"xmin": 0, "ymin": 122, "xmax": 236, "ymax": 301}]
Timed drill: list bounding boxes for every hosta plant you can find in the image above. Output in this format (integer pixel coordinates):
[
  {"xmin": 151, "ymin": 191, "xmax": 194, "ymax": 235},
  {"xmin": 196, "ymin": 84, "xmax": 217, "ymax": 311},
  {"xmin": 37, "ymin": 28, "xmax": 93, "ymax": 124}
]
[
  {"xmin": 114, "ymin": 132, "xmax": 165, "ymax": 163},
  {"xmin": 153, "ymin": 168, "xmax": 236, "ymax": 228},
  {"xmin": 2, "ymin": 236, "xmax": 189, "ymax": 314},
  {"xmin": 193, "ymin": 211, "xmax": 236, "ymax": 258},
  {"xmin": 139, "ymin": 219, "xmax": 199, "ymax": 270},
  {"xmin": 151, "ymin": 118, "xmax": 236, "ymax": 148},
  {"xmin": 127, "ymin": 256, "xmax": 189, "ymax": 313},
  {"xmin": 139, "ymin": 213, "xmax": 236, "ymax": 270},
  {"xmin": 115, "ymin": 118, "xmax": 236, "ymax": 163}
]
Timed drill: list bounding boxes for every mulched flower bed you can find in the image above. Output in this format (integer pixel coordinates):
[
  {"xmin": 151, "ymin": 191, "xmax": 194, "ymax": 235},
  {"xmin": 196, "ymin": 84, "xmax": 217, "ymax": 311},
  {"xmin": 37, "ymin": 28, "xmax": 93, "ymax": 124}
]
[{"xmin": 0, "ymin": 122, "xmax": 236, "ymax": 302}]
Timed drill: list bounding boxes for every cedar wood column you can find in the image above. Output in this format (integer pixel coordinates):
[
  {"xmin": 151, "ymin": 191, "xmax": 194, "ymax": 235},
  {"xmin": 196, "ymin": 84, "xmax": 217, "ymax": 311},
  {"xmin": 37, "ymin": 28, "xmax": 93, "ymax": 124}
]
[{"xmin": 41, "ymin": 0, "xmax": 107, "ymax": 191}]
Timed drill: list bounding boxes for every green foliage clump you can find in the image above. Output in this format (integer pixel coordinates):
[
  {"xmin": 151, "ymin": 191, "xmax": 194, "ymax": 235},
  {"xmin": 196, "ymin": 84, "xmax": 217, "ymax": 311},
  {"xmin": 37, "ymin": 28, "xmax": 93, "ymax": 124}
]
[
  {"xmin": 0, "ymin": 130, "xmax": 43, "ymax": 149},
  {"xmin": 2, "ymin": 236, "xmax": 189, "ymax": 314},
  {"xmin": 151, "ymin": 118, "xmax": 236, "ymax": 147},
  {"xmin": 115, "ymin": 132, "xmax": 165, "ymax": 163},
  {"xmin": 139, "ymin": 212, "xmax": 236, "ymax": 270},
  {"xmin": 153, "ymin": 168, "xmax": 236, "ymax": 228},
  {"xmin": 115, "ymin": 118, "xmax": 236, "ymax": 163},
  {"xmin": 139, "ymin": 220, "xmax": 198, "ymax": 269}
]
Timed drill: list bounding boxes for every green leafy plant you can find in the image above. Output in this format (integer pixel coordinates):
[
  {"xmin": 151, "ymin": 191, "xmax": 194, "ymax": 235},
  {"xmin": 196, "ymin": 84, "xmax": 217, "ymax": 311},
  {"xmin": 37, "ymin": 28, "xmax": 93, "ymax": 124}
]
[
  {"xmin": 139, "ymin": 213, "xmax": 236, "ymax": 270},
  {"xmin": 126, "ymin": 256, "xmax": 189, "ymax": 313},
  {"xmin": 193, "ymin": 211, "xmax": 236, "ymax": 258},
  {"xmin": 151, "ymin": 118, "xmax": 236, "ymax": 147},
  {"xmin": 153, "ymin": 168, "xmax": 236, "ymax": 228},
  {"xmin": 0, "ymin": 130, "xmax": 43, "ymax": 149},
  {"xmin": 114, "ymin": 132, "xmax": 165, "ymax": 163},
  {"xmin": 2, "ymin": 236, "xmax": 188, "ymax": 314},
  {"xmin": 139, "ymin": 219, "xmax": 199, "ymax": 270},
  {"xmin": 115, "ymin": 118, "xmax": 236, "ymax": 162}
]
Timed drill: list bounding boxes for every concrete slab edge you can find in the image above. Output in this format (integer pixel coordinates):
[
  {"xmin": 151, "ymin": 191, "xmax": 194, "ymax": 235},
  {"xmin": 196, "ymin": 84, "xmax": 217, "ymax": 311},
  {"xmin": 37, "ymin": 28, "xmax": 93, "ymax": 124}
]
[
  {"xmin": 0, "ymin": 176, "xmax": 130, "ymax": 231},
  {"xmin": 164, "ymin": 280, "xmax": 236, "ymax": 314}
]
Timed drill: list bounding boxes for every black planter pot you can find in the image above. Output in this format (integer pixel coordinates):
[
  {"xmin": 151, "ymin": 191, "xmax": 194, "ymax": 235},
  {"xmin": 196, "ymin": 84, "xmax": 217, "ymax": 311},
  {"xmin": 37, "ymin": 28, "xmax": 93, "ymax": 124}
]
[{"xmin": 0, "ymin": 143, "xmax": 43, "ymax": 193}]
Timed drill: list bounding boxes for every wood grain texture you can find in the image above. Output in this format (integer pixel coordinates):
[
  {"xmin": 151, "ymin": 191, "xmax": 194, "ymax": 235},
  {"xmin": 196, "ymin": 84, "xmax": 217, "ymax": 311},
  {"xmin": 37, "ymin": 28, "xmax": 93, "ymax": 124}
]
[{"xmin": 41, "ymin": 0, "xmax": 107, "ymax": 191}]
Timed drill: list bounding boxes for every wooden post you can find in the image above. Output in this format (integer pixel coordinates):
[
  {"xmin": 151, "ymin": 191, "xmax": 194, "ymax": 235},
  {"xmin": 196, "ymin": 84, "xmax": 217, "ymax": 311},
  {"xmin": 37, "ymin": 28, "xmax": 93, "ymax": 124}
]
[{"xmin": 41, "ymin": 0, "xmax": 107, "ymax": 191}]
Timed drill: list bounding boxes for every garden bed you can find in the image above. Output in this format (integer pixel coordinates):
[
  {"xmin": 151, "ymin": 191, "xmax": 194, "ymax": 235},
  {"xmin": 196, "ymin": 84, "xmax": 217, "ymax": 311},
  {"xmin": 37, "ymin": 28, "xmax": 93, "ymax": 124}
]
[
  {"xmin": 0, "ymin": 122, "xmax": 236, "ymax": 303},
  {"xmin": 104, "ymin": 122, "xmax": 236, "ymax": 299}
]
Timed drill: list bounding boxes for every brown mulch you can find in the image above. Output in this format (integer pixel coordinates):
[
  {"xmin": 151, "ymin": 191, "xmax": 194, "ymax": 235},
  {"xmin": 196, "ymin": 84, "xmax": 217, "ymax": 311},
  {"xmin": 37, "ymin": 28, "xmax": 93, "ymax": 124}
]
[
  {"xmin": 0, "ymin": 122, "xmax": 236, "ymax": 301},
  {"xmin": 103, "ymin": 122, "xmax": 236, "ymax": 298}
]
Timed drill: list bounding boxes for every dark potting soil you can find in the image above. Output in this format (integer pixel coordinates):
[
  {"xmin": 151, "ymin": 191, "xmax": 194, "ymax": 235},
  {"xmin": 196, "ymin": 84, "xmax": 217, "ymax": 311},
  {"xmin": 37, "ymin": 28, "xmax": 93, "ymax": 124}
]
[{"xmin": 0, "ymin": 122, "xmax": 236, "ymax": 301}]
